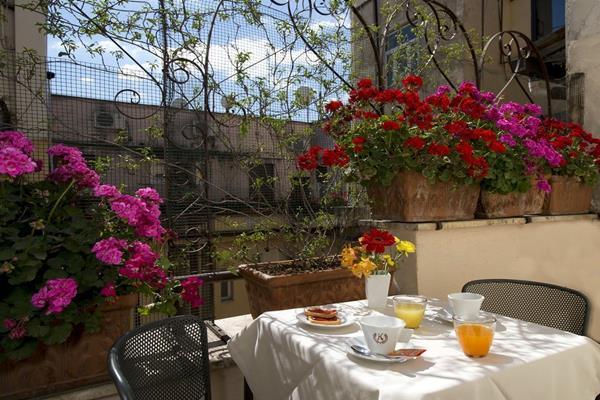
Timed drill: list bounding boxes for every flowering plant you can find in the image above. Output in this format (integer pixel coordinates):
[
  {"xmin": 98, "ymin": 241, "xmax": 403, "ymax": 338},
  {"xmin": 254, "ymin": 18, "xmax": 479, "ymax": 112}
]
[
  {"xmin": 298, "ymin": 76, "xmax": 572, "ymax": 195},
  {"xmin": 340, "ymin": 228, "xmax": 415, "ymax": 278},
  {"xmin": 0, "ymin": 131, "xmax": 202, "ymax": 361},
  {"xmin": 538, "ymin": 118, "xmax": 600, "ymax": 185}
]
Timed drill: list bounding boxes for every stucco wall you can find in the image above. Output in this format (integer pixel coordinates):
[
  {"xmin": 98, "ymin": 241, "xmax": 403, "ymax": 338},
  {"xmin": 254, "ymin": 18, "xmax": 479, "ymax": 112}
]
[{"xmin": 371, "ymin": 215, "xmax": 600, "ymax": 341}]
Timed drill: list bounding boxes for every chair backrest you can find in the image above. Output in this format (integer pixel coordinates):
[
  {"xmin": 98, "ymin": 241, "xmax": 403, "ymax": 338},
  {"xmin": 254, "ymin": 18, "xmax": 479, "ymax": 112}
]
[
  {"xmin": 462, "ymin": 279, "xmax": 589, "ymax": 335},
  {"xmin": 108, "ymin": 315, "xmax": 211, "ymax": 400}
]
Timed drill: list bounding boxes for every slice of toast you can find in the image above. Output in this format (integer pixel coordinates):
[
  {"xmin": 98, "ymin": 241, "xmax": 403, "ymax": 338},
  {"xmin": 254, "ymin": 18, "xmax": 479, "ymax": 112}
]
[{"xmin": 307, "ymin": 315, "xmax": 342, "ymax": 325}]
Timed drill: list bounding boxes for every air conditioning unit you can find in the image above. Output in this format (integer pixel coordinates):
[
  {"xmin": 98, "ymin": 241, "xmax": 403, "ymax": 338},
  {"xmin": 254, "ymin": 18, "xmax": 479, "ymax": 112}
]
[{"xmin": 94, "ymin": 110, "xmax": 127, "ymax": 130}]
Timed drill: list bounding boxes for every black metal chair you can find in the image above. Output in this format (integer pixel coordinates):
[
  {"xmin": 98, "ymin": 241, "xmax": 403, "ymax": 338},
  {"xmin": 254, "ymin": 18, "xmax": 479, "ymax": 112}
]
[
  {"xmin": 108, "ymin": 315, "xmax": 211, "ymax": 400},
  {"xmin": 462, "ymin": 279, "xmax": 589, "ymax": 336}
]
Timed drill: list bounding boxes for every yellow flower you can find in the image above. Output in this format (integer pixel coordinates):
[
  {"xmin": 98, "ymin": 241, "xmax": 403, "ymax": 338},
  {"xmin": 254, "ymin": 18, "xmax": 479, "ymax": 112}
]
[
  {"xmin": 351, "ymin": 258, "xmax": 377, "ymax": 278},
  {"xmin": 383, "ymin": 254, "xmax": 395, "ymax": 267},
  {"xmin": 396, "ymin": 240, "xmax": 416, "ymax": 255},
  {"xmin": 341, "ymin": 246, "xmax": 357, "ymax": 268}
]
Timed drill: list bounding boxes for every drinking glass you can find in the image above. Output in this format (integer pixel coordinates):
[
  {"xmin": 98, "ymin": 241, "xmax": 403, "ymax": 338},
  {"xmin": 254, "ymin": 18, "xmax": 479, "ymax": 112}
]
[
  {"xmin": 393, "ymin": 295, "xmax": 427, "ymax": 328},
  {"xmin": 453, "ymin": 314, "xmax": 496, "ymax": 357}
]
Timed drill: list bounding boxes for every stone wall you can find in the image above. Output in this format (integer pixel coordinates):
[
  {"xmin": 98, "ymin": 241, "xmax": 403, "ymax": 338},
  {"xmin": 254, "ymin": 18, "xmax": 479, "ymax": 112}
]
[{"xmin": 566, "ymin": 0, "xmax": 600, "ymax": 210}]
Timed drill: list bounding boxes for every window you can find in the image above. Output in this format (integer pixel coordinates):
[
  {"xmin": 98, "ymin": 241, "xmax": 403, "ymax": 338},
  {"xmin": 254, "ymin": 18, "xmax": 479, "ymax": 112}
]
[
  {"xmin": 249, "ymin": 163, "xmax": 275, "ymax": 205},
  {"xmin": 289, "ymin": 176, "xmax": 311, "ymax": 210},
  {"xmin": 532, "ymin": 0, "xmax": 565, "ymax": 40},
  {"xmin": 95, "ymin": 111, "xmax": 114, "ymax": 128},
  {"xmin": 220, "ymin": 281, "xmax": 234, "ymax": 302},
  {"xmin": 385, "ymin": 24, "xmax": 418, "ymax": 87}
]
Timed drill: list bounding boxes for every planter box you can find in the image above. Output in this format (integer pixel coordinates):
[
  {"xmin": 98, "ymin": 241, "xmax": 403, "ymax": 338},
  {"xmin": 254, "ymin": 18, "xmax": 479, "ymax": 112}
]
[
  {"xmin": 543, "ymin": 176, "xmax": 593, "ymax": 215},
  {"xmin": 367, "ymin": 171, "xmax": 480, "ymax": 222},
  {"xmin": 239, "ymin": 259, "xmax": 365, "ymax": 318},
  {"xmin": 0, "ymin": 294, "xmax": 137, "ymax": 400},
  {"xmin": 479, "ymin": 187, "xmax": 544, "ymax": 218}
]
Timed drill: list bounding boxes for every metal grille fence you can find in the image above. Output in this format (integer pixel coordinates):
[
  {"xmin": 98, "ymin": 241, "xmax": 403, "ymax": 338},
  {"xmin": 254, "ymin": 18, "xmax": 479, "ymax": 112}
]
[{"xmin": 0, "ymin": 0, "xmax": 353, "ymax": 322}]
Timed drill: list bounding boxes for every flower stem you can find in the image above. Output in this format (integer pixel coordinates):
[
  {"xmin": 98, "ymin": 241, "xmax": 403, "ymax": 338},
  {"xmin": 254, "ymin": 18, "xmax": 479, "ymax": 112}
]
[{"xmin": 47, "ymin": 179, "xmax": 76, "ymax": 225}]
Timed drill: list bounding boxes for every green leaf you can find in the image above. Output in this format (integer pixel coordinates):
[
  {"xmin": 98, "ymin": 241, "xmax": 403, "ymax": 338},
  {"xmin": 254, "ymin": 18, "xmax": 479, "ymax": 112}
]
[
  {"xmin": 44, "ymin": 323, "xmax": 73, "ymax": 345},
  {"xmin": 8, "ymin": 260, "xmax": 42, "ymax": 285},
  {"xmin": 0, "ymin": 247, "xmax": 15, "ymax": 260},
  {"xmin": 27, "ymin": 319, "xmax": 50, "ymax": 338}
]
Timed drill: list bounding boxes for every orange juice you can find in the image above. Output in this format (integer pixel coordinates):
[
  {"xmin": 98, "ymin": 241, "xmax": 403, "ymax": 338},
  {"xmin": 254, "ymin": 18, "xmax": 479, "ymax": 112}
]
[
  {"xmin": 455, "ymin": 324, "xmax": 494, "ymax": 357},
  {"xmin": 394, "ymin": 303, "xmax": 426, "ymax": 328}
]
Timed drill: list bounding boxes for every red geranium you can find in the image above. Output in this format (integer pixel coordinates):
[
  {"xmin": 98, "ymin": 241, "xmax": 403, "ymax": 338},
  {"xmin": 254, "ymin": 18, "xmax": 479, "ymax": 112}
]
[
  {"xmin": 357, "ymin": 78, "xmax": 373, "ymax": 89},
  {"xmin": 322, "ymin": 145, "xmax": 349, "ymax": 167},
  {"xmin": 297, "ymin": 146, "xmax": 322, "ymax": 170},
  {"xmin": 427, "ymin": 143, "xmax": 451, "ymax": 156},
  {"xmin": 352, "ymin": 136, "xmax": 366, "ymax": 153},
  {"xmin": 467, "ymin": 156, "xmax": 489, "ymax": 178},
  {"xmin": 381, "ymin": 120, "xmax": 401, "ymax": 131},
  {"xmin": 402, "ymin": 75, "xmax": 423, "ymax": 91},
  {"xmin": 325, "ymin": 100, "xmax": 343, "ymax": 113},
  {"xmin": 444, "ymin": 121, "xmax": 468, "ymax": 136},
  {"xmin": 405, "ymin": 136, "xmax": 426, "ymax": 150},
  {"xmin": 359, "ymin": 228, "xmax": 395, "ymax": 253},
  {"xmin": 488, "ymin": 140, "xmax": 507, "ymax": 153}
]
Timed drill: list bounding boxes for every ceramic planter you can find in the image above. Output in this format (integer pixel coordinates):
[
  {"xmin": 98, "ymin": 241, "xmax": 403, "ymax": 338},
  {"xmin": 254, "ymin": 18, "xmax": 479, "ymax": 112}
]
[
  {"xmin": 543, "ymin": 175, "xmax": 593, "ymax": 215},
  {"xmin": 239, "ymin": 259, "xmax": 365, "ymax": 318},
  {"xmin": 479, "ymin": 186, "xmax": 544, "ymax": 218},
  {"xmin": 367, "ymin": 171, "xmax": 480, "ymax": 222},
  {"xmin": 0, "ymin": 294, "xmax": 137, "ymax": 400},
  {"xmin": 365, "ymin": 273, "xmax": 391, "ymax": 309}
]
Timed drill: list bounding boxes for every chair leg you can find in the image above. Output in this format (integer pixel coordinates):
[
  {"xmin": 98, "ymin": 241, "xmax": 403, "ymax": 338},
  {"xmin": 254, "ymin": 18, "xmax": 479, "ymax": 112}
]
[{"xmin": 244, "ymin": 378, "xmax": 254, "ymax": 400}]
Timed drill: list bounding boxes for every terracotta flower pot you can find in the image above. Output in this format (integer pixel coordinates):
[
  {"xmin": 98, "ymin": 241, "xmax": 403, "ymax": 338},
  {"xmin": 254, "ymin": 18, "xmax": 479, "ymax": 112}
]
[
  {"xmin": 479, "ymin": 186, "xmax": 544, "ymax": 218},
  {"xmin": 543, "ymin": 175, "xmax": 593, "ymax": 215},
  {"xmin": 366, "ymin": 170, "xmax": 480, "ymax": 222},
  {"xmin": 0, "ymin": 294, "xmax": 137, "ymax": 400},
  {"xmin": 239, "ymin": 258, "xmax": 365, "ymax": 318}
]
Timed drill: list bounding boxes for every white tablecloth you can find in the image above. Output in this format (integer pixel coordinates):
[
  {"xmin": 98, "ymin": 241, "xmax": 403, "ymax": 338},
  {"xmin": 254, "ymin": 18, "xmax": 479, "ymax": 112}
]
[{"xmin": 228, "ymin": 299, "xmax": 600, "ymax": 400}]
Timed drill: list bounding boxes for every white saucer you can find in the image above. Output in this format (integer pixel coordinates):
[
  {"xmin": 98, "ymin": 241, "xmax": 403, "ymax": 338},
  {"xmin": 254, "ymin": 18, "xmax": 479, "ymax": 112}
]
[
  {"xmin": 346, "ymin": 337, "xmax": 415, "ymax": 364},
  {"xmin": 296, "ymin": 312, "xmax": 355, "ymax": 329}
]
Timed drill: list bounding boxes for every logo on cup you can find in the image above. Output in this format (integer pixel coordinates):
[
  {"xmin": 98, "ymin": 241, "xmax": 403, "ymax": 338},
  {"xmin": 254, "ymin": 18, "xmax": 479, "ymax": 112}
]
[{"xmin": 373, "ymin": 332, "xmax": 388, "ymax": 344}]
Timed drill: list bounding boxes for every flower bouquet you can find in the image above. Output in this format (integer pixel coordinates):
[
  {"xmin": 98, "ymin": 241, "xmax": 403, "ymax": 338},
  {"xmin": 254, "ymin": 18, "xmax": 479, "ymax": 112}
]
[{"xmin": 340, "ymin": 228, "xmax": 415, "ymax": 308}]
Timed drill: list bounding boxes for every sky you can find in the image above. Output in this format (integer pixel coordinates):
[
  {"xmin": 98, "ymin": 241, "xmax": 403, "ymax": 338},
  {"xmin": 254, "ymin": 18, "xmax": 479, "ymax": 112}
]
[{"xmin": 47, "ymin": 0, "xmax": 350, "ymax": 121}]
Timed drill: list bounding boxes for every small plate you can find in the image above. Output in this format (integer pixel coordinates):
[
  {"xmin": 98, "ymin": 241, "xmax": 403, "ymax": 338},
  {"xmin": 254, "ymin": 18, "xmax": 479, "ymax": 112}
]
[
  {"xmin": 296, "ymin": 312, "xmax": 355, "ymax": 329},
  {"xmin": 346, "ymin": 337, "xmax": 415, "ymax": 364}
]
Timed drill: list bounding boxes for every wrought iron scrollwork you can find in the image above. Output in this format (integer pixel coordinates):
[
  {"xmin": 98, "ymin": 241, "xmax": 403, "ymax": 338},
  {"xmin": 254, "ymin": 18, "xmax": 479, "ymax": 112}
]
[
  {"xmin": 269, "ymin": 0, "xmax": 552, "ymax": 112},
  {"xmin": 479, "ymin": 30, "xmax": 552, "ymax": 114}
]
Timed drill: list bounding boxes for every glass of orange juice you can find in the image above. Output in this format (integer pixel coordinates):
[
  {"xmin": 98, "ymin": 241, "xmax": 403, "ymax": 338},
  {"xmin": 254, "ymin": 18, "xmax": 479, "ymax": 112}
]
[
  {"xmin": 453, "ymin": 314, "xmax": 496, "ymax": 357},
  {"xmin": 393, "ymin": 295, "xmax": 427, "ymax": 328}
]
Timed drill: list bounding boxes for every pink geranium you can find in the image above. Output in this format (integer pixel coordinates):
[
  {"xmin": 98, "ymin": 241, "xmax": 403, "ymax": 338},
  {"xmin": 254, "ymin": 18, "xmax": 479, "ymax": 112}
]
[
  {"xmin": 92, "ymin": 237, "xmax": 128, "ymax": 265},
  {"xmin": 94, "ymin": 184, "xmax": 121, "ymax": 199},
  {"xmin": 31, "ymin": 278, "xmax": 78, "ymax": 315},
  {"xmin": 8, "ymin": 324, "xmax": 26, "ymax": 340},
  {"xmin": 110, "ymin": 194, "xmax": 166, "ymax": 240},
  {"xmin": 100, "ymin": 282, "xmax": 117, "ymax": 297},
  {"xmin": 181, "ymin": 277, "xmax": 204, "ymax": 308},
  {"xmin": 3, "ymin": 318, "xmax": 16, "ymax": 330},
  {"xmin": 118, "ymin": 241, "xmax": 167, "ymax": 289},
  {"xmin": 136, "ymin": 187, "xmax": 163, "ymax": 204},
  {"xmin": 0, "ymin": 146, "xmax": 37, "ymax": 177},
  {"xmin": 48, "ymin": 144, "xmax": 100, "ymax": 189},
  {"xmin": 0, "ymin": 131, "xmax": 34, "ymax": 155}
]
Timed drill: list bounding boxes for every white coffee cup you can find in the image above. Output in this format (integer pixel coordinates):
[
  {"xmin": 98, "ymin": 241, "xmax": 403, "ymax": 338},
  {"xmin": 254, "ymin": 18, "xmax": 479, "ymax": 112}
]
[
  {"xmin": 448, "ymin": 292, "xmax": 484, "ymax": 319},
  {"xmin": 359, "ymin": 315, "xmax": 405, "ymax": 355}
]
